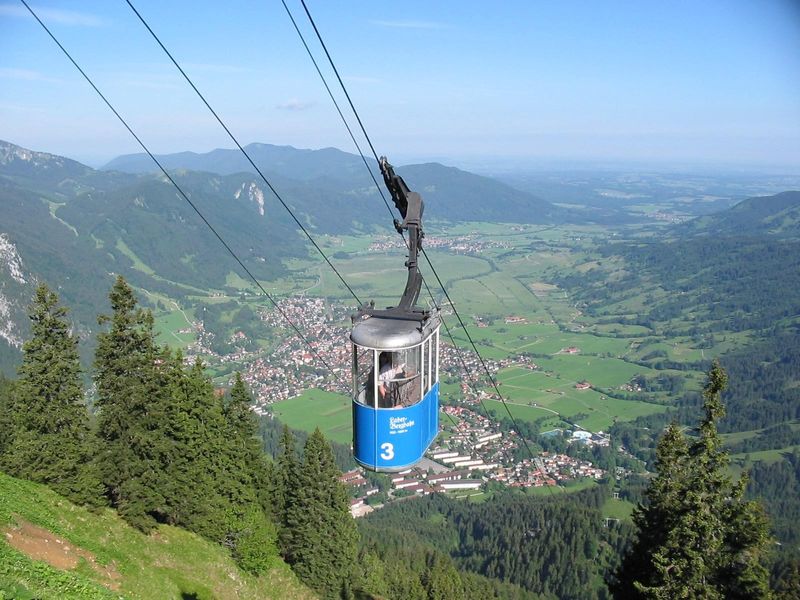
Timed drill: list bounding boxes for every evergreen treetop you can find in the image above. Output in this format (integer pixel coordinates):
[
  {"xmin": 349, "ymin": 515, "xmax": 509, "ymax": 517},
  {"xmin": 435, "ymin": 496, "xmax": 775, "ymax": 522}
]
[
  {"xmin": 282, "ymin": 427, "xmax": 359, "ymax": 598},
  {"xmin": 611, "ymin": 360, "xmax": 772, "ymax": 599},
  {"xmin": 0, "ymin": 284, "xmax": 101, "ymax": 505}
]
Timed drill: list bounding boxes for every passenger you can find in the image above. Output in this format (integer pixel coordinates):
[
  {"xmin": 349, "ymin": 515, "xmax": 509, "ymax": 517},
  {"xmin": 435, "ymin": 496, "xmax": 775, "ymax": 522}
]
[{"xmin": 378, "ymin": 352, "xmax": 405, "ymax": 407}]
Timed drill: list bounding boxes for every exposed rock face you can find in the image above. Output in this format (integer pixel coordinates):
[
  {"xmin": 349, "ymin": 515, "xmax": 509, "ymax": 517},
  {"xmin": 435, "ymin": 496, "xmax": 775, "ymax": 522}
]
[{"xmin": 0, "ymin": 233, "xmax": 30, "ymax": 348}]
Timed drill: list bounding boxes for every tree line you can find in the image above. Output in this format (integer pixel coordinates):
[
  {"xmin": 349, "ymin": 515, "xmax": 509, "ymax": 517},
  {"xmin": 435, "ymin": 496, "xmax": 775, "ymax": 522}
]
[
  {"xmin": 554, "ymin": 237, "xmax": 800, "ymax": 334},
  {"xmin": 0, "ymin": 278, "xmax": 360, "ymax": 598},
  {"xmin": 1, "ymin": 278, "xmax": 797, "ymax": 598}
]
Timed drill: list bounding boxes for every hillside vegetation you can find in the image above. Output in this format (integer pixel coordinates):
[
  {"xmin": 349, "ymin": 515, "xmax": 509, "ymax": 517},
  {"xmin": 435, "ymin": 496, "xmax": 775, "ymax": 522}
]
[
  {"xmin": 679, "ymin": 190, "xmax": 800, "ymax": 238},
  {"xmin": 0, "ymin": 139, "xmax": 564, "ymax": 374},
  {"xmin": 0, "ymin": 471, "xmax": 313, "ymax": 600}
]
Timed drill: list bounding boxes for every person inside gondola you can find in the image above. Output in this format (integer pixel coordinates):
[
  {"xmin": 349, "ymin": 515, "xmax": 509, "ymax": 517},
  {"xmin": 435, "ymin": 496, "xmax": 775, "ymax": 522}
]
[{"xmin": 378, "ymin": 352, "xmax": 405, "ymax": 407}]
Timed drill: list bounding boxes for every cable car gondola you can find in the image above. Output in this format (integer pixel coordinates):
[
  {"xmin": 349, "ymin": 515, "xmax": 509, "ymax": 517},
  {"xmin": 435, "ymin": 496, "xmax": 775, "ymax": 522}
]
[{"xmin": 351, "ymin": 158, "xmax": 441, "ymax": 472}]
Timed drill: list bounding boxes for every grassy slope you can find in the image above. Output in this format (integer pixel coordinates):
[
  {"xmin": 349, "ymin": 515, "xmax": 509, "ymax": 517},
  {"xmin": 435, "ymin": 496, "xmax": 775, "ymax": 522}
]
[{"xmin": 0, "ymin": 472, "xmax": 314, "ymax": 600}]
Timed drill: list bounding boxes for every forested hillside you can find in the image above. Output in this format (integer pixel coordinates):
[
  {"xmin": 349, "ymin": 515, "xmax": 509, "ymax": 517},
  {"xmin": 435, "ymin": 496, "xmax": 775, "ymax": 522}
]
[
  {"xmin": 555, "ymin": 237, "xmax": 800, "ymax": 333},
  {"xmin": 679, "ymin": 190, "xmax": 800, "ymax": 238},
  {"xmin": 0, "ymin": 139, "xmax": 565, "ymax": 375},
  {"xmin": 554, "ymin": 211, "xmax": 800, "ymax": 563},
  {"xmin": 361, "ymin": 486, "xmax": 629, "ymax": 599}
]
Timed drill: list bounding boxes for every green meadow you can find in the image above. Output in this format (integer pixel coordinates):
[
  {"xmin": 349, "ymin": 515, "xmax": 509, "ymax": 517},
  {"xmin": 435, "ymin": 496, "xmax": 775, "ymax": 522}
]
[
  {"xmin": 153, "ymin": 308, "xmax": 196, "ymax": 349},
  {"xmin": 271, "ymin": 389, "xmax": 353, "ymax": 444},
  {"xmin": 154, "ymin": 225, "xmax": 722, "ymax": 440}
]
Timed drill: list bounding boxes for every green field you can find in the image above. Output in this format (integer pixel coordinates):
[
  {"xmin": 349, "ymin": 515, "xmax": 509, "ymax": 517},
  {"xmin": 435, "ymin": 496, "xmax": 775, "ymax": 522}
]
[
  {"xmin": 602, "ymin": 497, "xmax": 636, "ymax": 520},
  {"xmin": 271, "ymin": 389, "xmax": 353, "ymax": 444},
  {"xmin": 524, "ymin": 478, "xmax": 598, "ymax": 496},
  {"xmin": 483, "ymin": 390, "xmax": 666, "ymax": 432},
  {"xmin": 731, "ymin": 445, "xmax": 800, "ymax": 465},
  {"xmin": 154, "ymin": 308, "xmax": 196, "ymax": 350}
]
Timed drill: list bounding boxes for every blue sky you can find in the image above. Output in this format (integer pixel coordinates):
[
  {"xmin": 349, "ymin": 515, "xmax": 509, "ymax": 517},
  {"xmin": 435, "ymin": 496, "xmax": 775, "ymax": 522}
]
[{"xmin": 1, "ymin": 0, "xmax": 799, "ymax": 169}]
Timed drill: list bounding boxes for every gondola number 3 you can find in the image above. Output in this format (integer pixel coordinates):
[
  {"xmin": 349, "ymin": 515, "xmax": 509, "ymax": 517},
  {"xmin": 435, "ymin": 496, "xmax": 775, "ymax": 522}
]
[{"xmin": 380, "ymin": 442, "xmax": 394, "ymax": 460}]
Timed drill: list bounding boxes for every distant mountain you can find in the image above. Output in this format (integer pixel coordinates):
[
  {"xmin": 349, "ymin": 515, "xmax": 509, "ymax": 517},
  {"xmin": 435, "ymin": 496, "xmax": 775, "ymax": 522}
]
[
  {"xmin": 0, "ymin": 141, "xmax": 92, "ymax": 186},
  {"xmin": 103, "ymin": 143, "xmax": 564, "ymax": 224},
  {"xmin": 678, "ymin": 190, "xmax": 800, "ymax": 238},
  {"xmin": 398, "ymin": 162, "xmax": 562, "ymax": 223},
  {"xmin": 103, "ymin": 142, "xmax": 372, "ymax": 183},
  {"xmin": 0, "ymin": 139, "xmax": 566, "ymax": 373}
]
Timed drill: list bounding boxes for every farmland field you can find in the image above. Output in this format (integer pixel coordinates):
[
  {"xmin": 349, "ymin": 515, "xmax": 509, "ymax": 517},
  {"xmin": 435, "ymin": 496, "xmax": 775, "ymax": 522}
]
[
  {"xmin": 155, "ymin": 224, "xmax": 741, "ymax": 441},
  {"xmin": 153, "ymin": 307, "xmax": 196, "ymax": 349},
  {"xmin": 271, "ymin": 389, "xmax": 352, "ymax": 444}
]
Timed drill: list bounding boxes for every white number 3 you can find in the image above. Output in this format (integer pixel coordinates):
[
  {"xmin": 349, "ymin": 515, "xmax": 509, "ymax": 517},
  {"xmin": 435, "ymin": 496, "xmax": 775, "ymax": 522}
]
[{"xmin": 380, "ymin": 442, "xmax": 394, "ymax": 460}]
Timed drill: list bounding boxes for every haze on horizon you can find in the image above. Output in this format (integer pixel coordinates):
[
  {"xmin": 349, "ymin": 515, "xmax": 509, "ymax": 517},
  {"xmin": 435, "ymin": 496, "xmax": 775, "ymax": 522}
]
[{"xmin": 1, "ymin": 0, "xmax": 799, "ymax": 171}]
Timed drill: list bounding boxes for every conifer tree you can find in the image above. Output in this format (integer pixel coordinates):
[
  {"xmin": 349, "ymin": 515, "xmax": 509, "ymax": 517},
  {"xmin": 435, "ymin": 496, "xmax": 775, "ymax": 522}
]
[
  {"xmin": 274, "ymin": 423, "xmax": 300, "ymax": 558},
  {"xmin": 1, "ymin": 284, "xmax": 101, "ymax": 505},
  {"xmin": 94, "ymin": 276, "xmax": 168, "ymax": 529},
  {"xmin": 422, "ymin": 552, "xmax": 465, "ymax": 600},
  {"xmin": 225, "ymin": 372, "xmax": 256, "ymax": 438},
  {"xmin": 0, "ymin": 376, "xmax": 16, "ymax": 458},
  {"xmin": 224, "ymin": 372, "xmax": 271, "ymax": 511},
  {"xmin": 352, "ymin": 548, "xmax": 390, "ymax": 599},
  {"xmin": 158, "ymin": 353, "xmax": 219, "ymax": 532},
  {"xmin": 611, "ymin": 360, "xmax": 771, "ymax": 599},
  {"xmin": 284, "ymin": 428, "xmax": 359, "ymax": 598}
]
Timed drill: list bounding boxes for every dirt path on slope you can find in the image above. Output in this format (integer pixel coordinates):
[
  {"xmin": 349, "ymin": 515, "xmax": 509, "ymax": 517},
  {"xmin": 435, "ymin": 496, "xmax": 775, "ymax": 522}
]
[{"xmin": 3, "ymin": 518, "xmax": 121, "ymax": 590}]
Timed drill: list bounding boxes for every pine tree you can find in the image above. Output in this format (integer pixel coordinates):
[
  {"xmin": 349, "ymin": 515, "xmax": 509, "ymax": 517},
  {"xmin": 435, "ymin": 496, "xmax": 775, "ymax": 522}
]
[
  {"xmin": 225, "ymin": 372, "xmax": 257, "ymax": 438},
  {"xmin": 274, "ymin": 423, "xmax": 300, "ymax": 558},
  {"xmin": 352, "ymin": 548, "xmax": 390, "ymax": 598},
  {"xmin": 224, "ymin": 372, "xmax": 271, "ymax": 512},
  {"xmin": 1, "ymin": 284, "xmax": 101, "ymax": 505},
  {"xmin": 611, "ymin": 360, "xmax": 772, "ymax": 599},
  {"xmin": 158, "ymin": 354, "xmax": 219, "ymax": 533},
  {"xmin": 94, "ymin": 276, "xmax": 168, "ymax": 529},
  {"xmin": 0, "ymin": 376, "xmax": 16, "ymax": 458},
  {"xmin": 284, "ymin": 428, "xmax": 359, "ymax": 598},
  {"xmin": 422, "ymin": 552, "xmax": 465, "ymax": 600}
]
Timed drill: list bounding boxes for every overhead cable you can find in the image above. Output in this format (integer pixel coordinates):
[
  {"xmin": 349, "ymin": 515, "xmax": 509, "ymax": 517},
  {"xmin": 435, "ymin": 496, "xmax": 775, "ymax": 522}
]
[
  {"xmin": 124, "ymin": 0, "xmax": 362, "ymax": 306},
  {"xmin": 20, "ymin": 0, "xmax": 349, "ymax": 393},
  {"xmin": 297, "ymin": 0, "xmax": 540, "ymax": 461}
]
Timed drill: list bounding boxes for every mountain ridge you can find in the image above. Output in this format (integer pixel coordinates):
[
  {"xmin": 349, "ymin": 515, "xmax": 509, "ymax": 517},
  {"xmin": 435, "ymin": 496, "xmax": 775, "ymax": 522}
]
[
  {"xmin": 677, "ymin": 190, "xmax": 800, "ymax": 238},
  {"xmin": 100, "ymin": 141, "xmax": 563, "ymax": 223},
  {"xmin": 0, "ymin": 138, "xmax": 565, "ymax": 373}
]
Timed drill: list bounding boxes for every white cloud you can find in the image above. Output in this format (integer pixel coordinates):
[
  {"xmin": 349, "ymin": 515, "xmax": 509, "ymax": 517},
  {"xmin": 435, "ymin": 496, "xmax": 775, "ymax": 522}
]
[
  {"xmin": 370, "ymin": 19, "xmax": 449, "ymax": 30},
  {"xmin": 183, "ymin": 63, "xmax": 252, "ymax": 74},
  {"xmin": 0, "ymin": 4, "xmax": 107, "ymax": 27},
  {"xmin": 0, "ymin": 67, "xmax": 61, "ymax": 83},
  {"xmin": 275, "ymin": 99, "xmax": 314, "ymax": 111}
]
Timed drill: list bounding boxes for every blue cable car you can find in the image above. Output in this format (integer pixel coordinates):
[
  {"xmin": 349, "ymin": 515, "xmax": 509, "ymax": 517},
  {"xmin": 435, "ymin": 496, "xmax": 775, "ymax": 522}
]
[{"xmin": 351, "ymin": 157, "xmax": 440, "ymax": 471}]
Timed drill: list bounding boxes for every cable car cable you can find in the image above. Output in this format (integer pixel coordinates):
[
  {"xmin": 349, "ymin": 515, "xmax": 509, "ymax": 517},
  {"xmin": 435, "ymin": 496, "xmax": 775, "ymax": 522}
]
[
  {"xmin": 123, "ymin": 0, "xmax": 362, "ymax": 306},
  {"xmin": 122, "ymin": 0, "xmax": 456, "ymax": 433},
  {"xmin": 298, "ymin": 0, "xmax": 382, "ymax": 166},
  {"xmin": 279, "ymin": 3, "xmax": 465, "ymax": 436},
  {"xmin": 298, "ymin": 0, "xmax": 539, "ymax": 462},
  {"xmin": 420, "ymin": 246, "xmax": 538, "ymax": 461},
  {"xmin": 278, "ymin": 0, "xmax": 397, "ymax": 225},
  {"xmin": 19, "ymin": 0, "xmax": 350, "ymax": 394}
]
